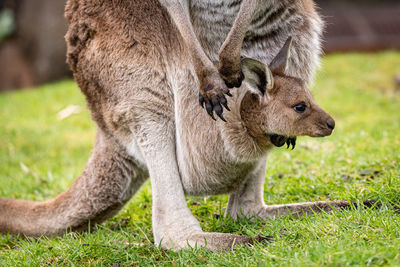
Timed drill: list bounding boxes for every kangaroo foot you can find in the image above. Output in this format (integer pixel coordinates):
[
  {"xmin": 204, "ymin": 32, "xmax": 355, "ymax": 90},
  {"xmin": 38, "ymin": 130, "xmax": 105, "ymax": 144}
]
[{"xmin": 159, "ymin": 231, "xmax": 271, "ymax": 251}]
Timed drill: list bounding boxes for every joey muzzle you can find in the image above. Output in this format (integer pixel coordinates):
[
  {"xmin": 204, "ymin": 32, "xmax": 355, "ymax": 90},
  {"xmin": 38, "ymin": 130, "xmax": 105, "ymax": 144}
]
[
  {"xmin": 315, "ymin": 113, "xmax": 336, "ymax": 137},
  {"xmin": 326, "ymin": 116, "xmax": 335, "ymax": 131}
]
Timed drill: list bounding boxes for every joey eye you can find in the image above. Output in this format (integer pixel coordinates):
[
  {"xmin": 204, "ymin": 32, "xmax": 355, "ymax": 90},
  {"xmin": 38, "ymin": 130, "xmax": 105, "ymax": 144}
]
[{"xmin": 294, "ymin": 103, "xmax": 307, "ymax": 113}]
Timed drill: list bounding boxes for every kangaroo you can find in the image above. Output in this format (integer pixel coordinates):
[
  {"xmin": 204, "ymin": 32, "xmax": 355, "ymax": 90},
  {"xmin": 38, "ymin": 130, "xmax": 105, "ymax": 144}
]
[{"xmin": 0, "ymin": 0, "xmax": 358, "ymax": 251}]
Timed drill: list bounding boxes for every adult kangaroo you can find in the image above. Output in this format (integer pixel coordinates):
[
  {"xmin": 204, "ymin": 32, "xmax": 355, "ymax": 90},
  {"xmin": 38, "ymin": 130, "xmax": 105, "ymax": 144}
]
[{"xmin": 0, "ymin": 0, "xmax": 352, "ymax": 251}]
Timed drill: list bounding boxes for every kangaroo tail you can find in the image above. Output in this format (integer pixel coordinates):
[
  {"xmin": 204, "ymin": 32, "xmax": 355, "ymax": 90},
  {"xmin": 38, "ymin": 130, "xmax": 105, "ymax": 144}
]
[{"xmin": 0, "ymin": 131, "xmax": 147, "ymax": 237}]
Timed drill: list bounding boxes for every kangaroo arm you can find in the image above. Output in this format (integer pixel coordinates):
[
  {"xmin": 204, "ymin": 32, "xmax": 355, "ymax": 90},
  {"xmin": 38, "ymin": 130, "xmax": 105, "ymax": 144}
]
[
  {"xmin": 160, "ymin": 0, "xmax": 215, "ymax": 78},
  {"xmin": 218, "ymin": 0, "xmax": 260, "ymax": 79},
  {"xmin": 160, "ymin": 0, "xmax": 235, "ymax": 121}
]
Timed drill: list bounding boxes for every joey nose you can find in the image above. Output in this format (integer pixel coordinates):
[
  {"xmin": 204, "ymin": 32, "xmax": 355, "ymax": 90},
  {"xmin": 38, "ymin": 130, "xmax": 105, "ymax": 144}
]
[{"xmin": 327, "ymin": 117, "xmax": 335, "ymax": 130}]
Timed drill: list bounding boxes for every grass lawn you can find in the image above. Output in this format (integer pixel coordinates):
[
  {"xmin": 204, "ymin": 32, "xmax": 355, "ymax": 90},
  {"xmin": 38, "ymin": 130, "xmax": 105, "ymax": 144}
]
[{"xmin": 0, "ymin": 52, "xmax": 399, "ymax": 266}]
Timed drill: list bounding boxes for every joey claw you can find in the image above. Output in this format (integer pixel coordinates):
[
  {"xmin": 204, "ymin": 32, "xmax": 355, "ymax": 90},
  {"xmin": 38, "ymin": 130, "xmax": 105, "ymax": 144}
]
[
  {"xmin": 199, "ymin": 94, "xmax": 205, "ymax": 108},
  {"xmin": 290, "ymin": 137, "xmax": 296, "ymax": 150},
  {"xmin": 286, "ymin": 139, "xmax": 290, "ymax": 149},
  {"xmin": 225, "ymin": 91, "xmax": 232, "ymax": 97}
]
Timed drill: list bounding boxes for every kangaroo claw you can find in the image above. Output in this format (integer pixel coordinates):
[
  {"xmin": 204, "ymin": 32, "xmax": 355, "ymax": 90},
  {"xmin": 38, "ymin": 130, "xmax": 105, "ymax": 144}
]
[
  {"xmin": 199, "ymin": 94, "xmax": 205, "ymax": 108},
  {"xmin": 198, "ymin": 71, "xmax": 233, "ymax": 122},
  {"xmin": 199, "ymin": 92, "xmax": 230, "ymax": 122},
  {"xmin": 205, "ymin": 100, "xmax": 216, "ymax": 120},
  {"xmin": 215, "ymin": 106, "xmax": 226, "ymax": 122},
  {"xmin": 220, "ymin": 97, "xmax": 230, "ymax": 111}
]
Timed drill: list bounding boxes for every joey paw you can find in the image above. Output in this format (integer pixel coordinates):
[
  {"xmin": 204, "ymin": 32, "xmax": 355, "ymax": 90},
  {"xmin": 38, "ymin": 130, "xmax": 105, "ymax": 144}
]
[
  {"xmin": 198, "ymin": 73, "xmax": 232, "ymax": 122},
  {"xmin": 269, "ymin": 135, "xmax": 297, "ymax": 150}
]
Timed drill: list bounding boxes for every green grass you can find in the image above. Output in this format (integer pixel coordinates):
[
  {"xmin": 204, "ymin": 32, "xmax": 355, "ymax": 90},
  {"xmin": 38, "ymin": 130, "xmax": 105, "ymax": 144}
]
[{"xmin": 0, "ymin": 52, "xmax": 400, "ymax": 266}]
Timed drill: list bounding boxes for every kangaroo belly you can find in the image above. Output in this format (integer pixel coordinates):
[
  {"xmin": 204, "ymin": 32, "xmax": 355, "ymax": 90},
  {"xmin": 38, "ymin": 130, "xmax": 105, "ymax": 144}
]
[
  {"xmin": 172, "ymin": 68, "xmax": 257, "ymax": 196},
  {"xmin": 178, "ymin": 151, "xmax": 256, "ymax": 196}
]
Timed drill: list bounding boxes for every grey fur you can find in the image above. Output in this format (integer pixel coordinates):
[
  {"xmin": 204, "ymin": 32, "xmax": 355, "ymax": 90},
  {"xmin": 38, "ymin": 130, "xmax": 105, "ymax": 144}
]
[{"xmin": 0, "ymin": 0, "xmax": 348, "ymax": 251}]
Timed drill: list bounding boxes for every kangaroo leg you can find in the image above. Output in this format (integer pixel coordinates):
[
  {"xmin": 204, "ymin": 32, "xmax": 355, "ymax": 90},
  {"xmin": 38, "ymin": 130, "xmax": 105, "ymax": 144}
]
[
  {"xmin": 161, "ymin": 0, "xmax": 261, "ymax": 120},
  {"xmin": 159, "ymin": 0, "xmax": 232, "ymax": 120},
  {"xmin": 0, "ymin": 130, "xmax": 147, "ymax": 237},
  {"xmin": 226, "ymin": 158, "xmax": 371, "ymax": 220},
  {"xmin": 132, "ymin": 104, "xmax": 255, "ymax": 251}
]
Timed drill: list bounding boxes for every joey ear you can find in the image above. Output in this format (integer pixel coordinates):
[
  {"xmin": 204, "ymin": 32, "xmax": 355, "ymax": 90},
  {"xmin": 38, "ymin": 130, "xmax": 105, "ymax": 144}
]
[
  {"xmin": 241, "ymin": 57, "xmax": 274, "ymax": 96},
  {"xmin": 239, "ymin": 90, "xmax": 261, "ymax": 121},
  {"xmin": 269, "ymin": 36, "xmax": 293, "ymax": 75}
]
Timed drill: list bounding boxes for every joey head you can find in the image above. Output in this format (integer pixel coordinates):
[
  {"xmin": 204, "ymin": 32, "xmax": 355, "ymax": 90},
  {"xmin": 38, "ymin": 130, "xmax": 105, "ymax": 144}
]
[{"xmin": 239, "ymin": 37, "xmax": 335, "ymax": 151}]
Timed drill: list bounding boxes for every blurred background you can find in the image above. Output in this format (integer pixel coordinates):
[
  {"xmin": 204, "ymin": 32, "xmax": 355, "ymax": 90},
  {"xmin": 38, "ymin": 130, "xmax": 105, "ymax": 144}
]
[{"xmin": 0, "ymin": 0, "xmax": 399, "ymax": 91}]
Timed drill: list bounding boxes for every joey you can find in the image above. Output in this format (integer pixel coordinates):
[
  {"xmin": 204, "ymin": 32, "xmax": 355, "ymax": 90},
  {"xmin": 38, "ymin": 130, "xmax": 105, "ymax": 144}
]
[{"xmin": 236, "ymin": 38, "xmax": 335, "ymax": 158}]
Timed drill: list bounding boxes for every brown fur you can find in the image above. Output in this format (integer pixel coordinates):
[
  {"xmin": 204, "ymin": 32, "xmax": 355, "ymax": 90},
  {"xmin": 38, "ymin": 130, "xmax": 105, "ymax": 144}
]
[{"xmin": 0, "ymin": 0, "xmax": 353, "ymax": 251}]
